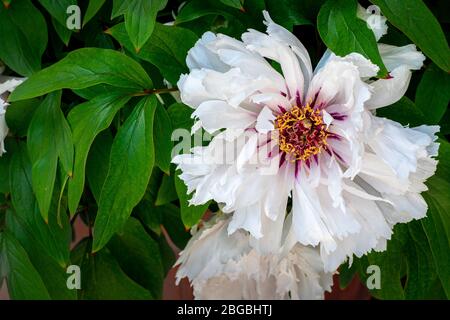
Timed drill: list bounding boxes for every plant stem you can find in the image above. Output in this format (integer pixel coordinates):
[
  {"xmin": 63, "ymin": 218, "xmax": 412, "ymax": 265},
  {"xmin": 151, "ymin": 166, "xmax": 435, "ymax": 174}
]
[{"xmin": 132, "ymin": 87, "xmax": 179, "ymax": 97}]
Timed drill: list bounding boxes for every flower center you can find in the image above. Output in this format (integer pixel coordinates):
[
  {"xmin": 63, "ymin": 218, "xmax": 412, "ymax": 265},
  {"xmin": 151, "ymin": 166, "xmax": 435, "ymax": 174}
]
[{"xmin": 275, "ymin": 104, "xmax": 329, "ymax": 161}]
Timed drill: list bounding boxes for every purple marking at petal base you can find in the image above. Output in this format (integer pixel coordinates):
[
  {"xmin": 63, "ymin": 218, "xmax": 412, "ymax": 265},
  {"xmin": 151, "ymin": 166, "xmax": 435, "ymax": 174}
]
[
  {"xmin": 279, "ymin": 152, "xmax": 287, "ymax": 168},
  {"xmin": 305, "ymin": 158, "xmax": 311, "ymax": 169},
  {"xmin": 311, "ymin": 89, "xmax": 320, "ymax": 108},
  {"xmin": 296, "ymin": 90, "xmax": 302, "ymax": 107},
  {"xmin": 278, "ymin": 105, "xmax": 287, "ymax": 113},
  {"xmin": 330, "ymin": 112, "xmax": 347, "ymax": 121},
  {"xmin": 333, "ymin": 151, "xmax": 345, "ymax": 164}
]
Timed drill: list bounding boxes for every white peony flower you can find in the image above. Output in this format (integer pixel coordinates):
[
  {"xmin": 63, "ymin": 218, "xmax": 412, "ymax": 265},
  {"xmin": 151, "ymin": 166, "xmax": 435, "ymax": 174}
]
[
  {"xmin": 0, "ymin": 67, "xmax": 25, "ymax": 156},
  {"xmin": 176, "ymin": 213, "xmax": 334, "ymax": 299},
  {"xmin": 173, "ymin": 11, "xmax": 438, "ymax": 272}
]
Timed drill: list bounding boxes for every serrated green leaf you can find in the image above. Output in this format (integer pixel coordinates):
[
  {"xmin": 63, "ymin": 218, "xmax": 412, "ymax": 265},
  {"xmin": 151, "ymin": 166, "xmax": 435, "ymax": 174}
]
[
  {"xmin": 93, "ymin": 96, "xmax": 157, "ymax": 252},
  {"xmin": 318, "ymin": 0, "xmax": 388, "ymax": 77},
  {"xmin": 108, "ymin": 217, "xmax": 164, "ymax": 299},
  {"xmin": 371, "ymin": 0, "xmax": 450, "ymax": 72},
  {"xmin": 0, "ymin": 1, "xmax": 47, "ymax": 76},
  {"xmin": 27, "ymin": 91, "xmax": 73, "ymax": 221},
  {"xmin": 10, "ymin": 48, "xmax": 152, "ymax": 102}
]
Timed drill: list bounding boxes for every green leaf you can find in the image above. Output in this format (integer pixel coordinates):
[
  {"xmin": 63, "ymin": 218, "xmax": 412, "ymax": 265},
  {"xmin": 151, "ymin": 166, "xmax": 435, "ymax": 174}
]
[
  {"xmin": 404, "ymin": 221, "xmax": 445, "ymax": 299},
  {"xmin": 5, "ymin": 98, "xmax": 39, "ymax": 137},
  {"xmin": 421, "ymin": 140, "xmax": 450, "ymax": 297},
  {"xmin": 72, "ymin": 238, "xmax": 152, "ymax": 300},
  {"xmin": 155, "ymin": 174, "xmax": 178, "ymax": 206},
  {"xmin": 154, "ymin": 102, "xmax": 173, "ymax": 174},
  {"xmin": 0, "ymin": 231, "xmax": 51, "ymax": 300},
  {"xmin": 124, "ymin": 0, "xmax": 168, "ymax": 52},
  {"xmin": 317, "ymin": 0, "xmax": 388, "ymax": 77},
  {"xmin": 83, "ymin": 0, "xmax": 106, "ymax": 27},
  {"xmin": 175, "ymin": 0, "xmax": 239, "ymax": 25},
  {"xmin": 160, "ymin": 203, "xmax": 191, "ymax": 249},
  {"xmin": 38, "ymin": 0, "xmax": 77, "ymax": 27},
  {"xmin": 6, "ymin": 212, "xmax": 76, "ymax": 300},
  {"xmin": 265, "ymin": 0, "xmax": 324, "ymax": 29},
  {"xmin": 108, "ymin": 217, "xmax": 164, "ymax": 299},
  {"xmin": 9, "ymin": 142, "xmax": 71, "ymax": 267},
  {"xmin": 376, "ymin": 96, "xmax": 426, "ymax": 127},
  {"xmin": 108, "ymin": 23, "xmax": 198, "ymax": 84},
  {"xmin": 86, "ymin": 130, "xmax": 113, "ymax": 203},
  {"xmin": 370, "ymin": 0, "xmax": 450, "ymax": 72},
  {"xmin": 111, "ymin": 0, "xmax": 131, "ymax": 19},
  {"xmin": 67, "ymin": 94, "xmax": 131, "ymax": 214},
  {"xmin": 134, "ymin": 199, "xmax": 161, "ymax": 235},
  {"xmin": 52, "ymin": 16, "xmax": 72, "ymax": 46},
  {"xmin": 0, "ymin": 0, "xmax": 47, "ymax": 76},
  {"xmin": 27, "ymin": 92, "xmax": 73, "ymax": 221},
  {"xmin": 9, "ymin": 48, "xmax": 153, "ymax": 102},
  {"xmin": 167, "ymin": 102, "xmax": 194, "ymax": 131},
  {"xmin": 93, "ymin": 96, "xmax": 157, "ymax": 252},
  {"xmin": 0, "ymin": 161, "xmax": 9, "ymax": 193},
  {"xmin": 359, "ymin": 224, "xmax": 407, "ymax": 299},
  {"xmin": 338, "ymin": 260, "xmax": 359, "ymax": 289},
  {"xmin": 219, "ymin": 0, "xmax": 244, "ymax": 10},
  {"xmin": 41, "ymin": 0, "xmax": 76, "ymax": 45},
  {"xmin": 175, "ymin": 170, "xmax": 209, "ymax": 228},
  {"xmin": 415, "ymin": 63, "xmax": 450, "ymax": 124}
]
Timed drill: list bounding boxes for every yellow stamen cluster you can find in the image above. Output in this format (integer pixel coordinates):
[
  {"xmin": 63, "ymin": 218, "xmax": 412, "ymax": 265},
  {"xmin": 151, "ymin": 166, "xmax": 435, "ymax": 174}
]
[{"xmin": 275, "ymin": 104, "xmax": 329, "ymax": 162}]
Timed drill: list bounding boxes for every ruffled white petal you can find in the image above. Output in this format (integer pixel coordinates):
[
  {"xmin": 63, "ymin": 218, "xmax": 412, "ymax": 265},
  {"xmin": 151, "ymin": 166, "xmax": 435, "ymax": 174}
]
[
  {"xmin": 0, "ymin": 102, "xmax": 8, "ymax": 155},
  {"xmin": 176, "ymin": 215, "xmax": 333, "ymax": 300},
  {"xmin": 174, "ymin": 10, "xmax": 439, "ymax": 290},
  {"xmin": 366, "ymin": 44, "xmax": 425, "ymax": 110},
  {"xmin": 0, "ymin": 74, "xmax": 25, "ymax": 156}
]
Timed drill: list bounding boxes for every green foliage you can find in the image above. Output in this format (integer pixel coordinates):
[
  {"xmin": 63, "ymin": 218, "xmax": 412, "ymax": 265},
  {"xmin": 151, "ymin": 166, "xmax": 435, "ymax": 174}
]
[
  {"xmin": 370, "ymin": 0, "xmax": 450, "ymax": 72},
  {"xmin": 318, "ymin": 0, "xmax": 388, "ymax": 77},
  {"xmin": 93, "ymin": 96, "xmax": 157, "ymax": 252},
  {"xmin": 0, "ymin": 1, "xmax": 47, "ymax": 75},
  {"xmin": 0, "ymin": 0, "xmax": 449, "ymax": 300},
  {"xmin": 27, "ymin": 91, "xmax": 73, "ymax": 222}
]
